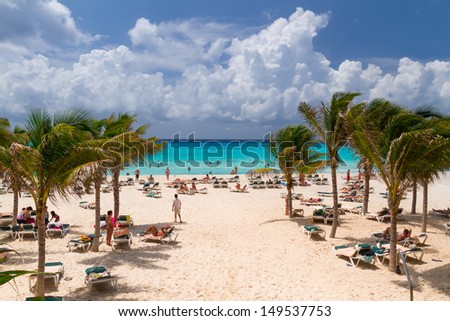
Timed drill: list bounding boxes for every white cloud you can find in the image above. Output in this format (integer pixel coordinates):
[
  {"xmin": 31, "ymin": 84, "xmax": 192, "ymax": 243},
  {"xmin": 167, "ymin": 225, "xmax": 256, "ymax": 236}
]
[
  {"xmin": 0, "ymin": 4, "xmax": 449, "ymax": 138},
  {"xmin": 0, "ymin": 0, "xmax": 98, "ymax": 61}
]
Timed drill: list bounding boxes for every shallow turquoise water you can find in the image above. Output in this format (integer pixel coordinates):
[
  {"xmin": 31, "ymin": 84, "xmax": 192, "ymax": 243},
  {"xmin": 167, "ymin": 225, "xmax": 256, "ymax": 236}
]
[{"xmin": 120, "ymin": 140, "xmax": 360, "ymax": 176}]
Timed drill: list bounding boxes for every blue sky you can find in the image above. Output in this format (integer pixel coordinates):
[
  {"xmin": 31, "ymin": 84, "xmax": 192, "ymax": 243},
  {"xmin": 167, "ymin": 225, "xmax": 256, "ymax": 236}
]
[{"xmin": 1, "ymin": 0, "xmax": 450, "ymax": 139}]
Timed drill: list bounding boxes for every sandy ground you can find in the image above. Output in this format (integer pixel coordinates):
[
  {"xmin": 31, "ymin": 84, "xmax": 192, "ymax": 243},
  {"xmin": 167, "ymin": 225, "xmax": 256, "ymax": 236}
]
[{"xmin": 0, "ymin": 172, "xmax": 449, "ymax": 301}]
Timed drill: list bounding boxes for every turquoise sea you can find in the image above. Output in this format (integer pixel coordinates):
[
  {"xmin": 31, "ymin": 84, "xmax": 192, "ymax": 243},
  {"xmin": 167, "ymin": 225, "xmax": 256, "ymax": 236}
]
[{"xmin": 120, "ymin": 139, "xmax": 361, "ymax": 176}]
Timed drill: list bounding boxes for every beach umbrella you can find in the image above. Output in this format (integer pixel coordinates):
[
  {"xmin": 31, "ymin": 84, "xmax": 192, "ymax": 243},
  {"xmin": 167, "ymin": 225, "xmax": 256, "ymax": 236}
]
[{"xmin": 245, "ymin": 168, "xmax": 282, "ymax": 179}]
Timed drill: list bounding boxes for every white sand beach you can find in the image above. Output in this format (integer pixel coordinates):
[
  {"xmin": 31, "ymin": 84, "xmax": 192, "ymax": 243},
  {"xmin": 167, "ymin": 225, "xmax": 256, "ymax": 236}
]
[{"xmin": 0, "ymin": 173, "xmax": 449, "ymax": 301}]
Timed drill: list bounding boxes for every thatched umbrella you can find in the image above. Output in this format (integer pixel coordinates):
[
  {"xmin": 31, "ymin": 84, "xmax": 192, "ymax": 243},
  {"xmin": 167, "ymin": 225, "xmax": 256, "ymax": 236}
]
[{"xmin": 245, "ymin": 168, "xmax": 282, "ymax": 180}]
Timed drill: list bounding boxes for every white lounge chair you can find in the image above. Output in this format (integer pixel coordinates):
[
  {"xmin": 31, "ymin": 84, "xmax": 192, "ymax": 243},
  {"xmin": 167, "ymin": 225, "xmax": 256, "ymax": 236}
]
[
  {"xmin": 111, "ymin": 229, "xmax": 132, "ymax": 251},
  {"xmin": 46, "ymin": 223, "xmax": 70, "ymax": 237},
  {"xmin": 84, "ymin": 266, "xmax": 118, "ymax": 293},
  {"xmin": 138, "ymin": 226, "xmax": 178, "ymax": 245},
  {"xmin": 18, "ymin": 223, "xmax": 37, "ymax": 241},
  {"xmin": 301, "ymin": 225, "xmax": 326, "ymax": 240},
  {"xmin": 333, "ymin": 244, "xmax": 376, "ymax": 267},
  {"xmin": 29, "ymin": 262, "xmax": 64, "ymax": 292}
]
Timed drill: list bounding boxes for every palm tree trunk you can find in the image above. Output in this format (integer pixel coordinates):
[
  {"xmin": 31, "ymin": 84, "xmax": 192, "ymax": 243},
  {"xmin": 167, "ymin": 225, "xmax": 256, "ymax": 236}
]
[
  {"xmin": 35, "ymin": 201, "xmax": 47, "ymax": 297},
  {"xmin": 421, "ymin": 179, "xmax": 429, "ymax": 233},
  {"xmin": 410, "ymin": 180, "xmax": 417, "ymax": 214},
  {"xmin": 329, "ymin": 165, "xmax": 339, "ymax": 238},
  {"xmin": 388, "ymin": 195, "xmax": 400, "ymax": 273},
  {"xmin": 283, "ymin": 172, "xmax": 293, "ymax": 217},
  {"xmin": 11, "ymin": 174, "xmax": 20, "ymax": 226},
  {"xmin": 362, "ymin": 167, "xmax": 371, "ymax": 214},
  {"xmin": 12, "ymin": 189, "xmax": 19, "ymax": 226},
  {"xmin": 91, "ymin": 179, "xmax": 102, "ymax": 252},
  {"xmin": 112, "ymin": 169, "xmax": 120, "ymax": 220}
]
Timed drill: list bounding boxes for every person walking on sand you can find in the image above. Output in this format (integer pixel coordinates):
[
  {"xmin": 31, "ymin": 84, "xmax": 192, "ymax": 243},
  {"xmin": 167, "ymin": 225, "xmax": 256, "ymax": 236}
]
[
  {"xmin": 172, "ymin": 194, "xmax": 182, "ymax": 223},
  {"xmin": 106, "ymin": 210, "xmax": 114, "ymax": 246},
  {"xmin": 165, "ymin": 167, "xmax": 171, "ymax": 180},
  {"xmin": 134, "ymin": 168, "xmax": 140, "ymax": 182}
]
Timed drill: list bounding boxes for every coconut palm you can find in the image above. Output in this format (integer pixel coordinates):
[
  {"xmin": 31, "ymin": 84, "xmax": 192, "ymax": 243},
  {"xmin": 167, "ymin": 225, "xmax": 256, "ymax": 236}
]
[
  {"xmin": 346, "ymin": 98, "xmax": 404, "ymax": 214},
  {"xmin": 100, "ymin": 113, "xmax": 162, "ymax": 221},
  {"xmin": 0, "ymin": 109, "xmax": 105, "ymax": 296},
  {"xmin": 299, "ymin": 92, "xmax": 362, "ymax": 237},
  {"xmin": 410, "ymin": 110, "xmax": 450, "ymax": 232},
  {"xmin": 347, "ymin": 106, "xmax": 450, "ymax": 272},
  {"xmin": 0, "ymin": 120, "xmax": 28, "ymax": 226},
  {"xmin": 271, "ymin": 125, "xmax": 323, "ymax": 218}
]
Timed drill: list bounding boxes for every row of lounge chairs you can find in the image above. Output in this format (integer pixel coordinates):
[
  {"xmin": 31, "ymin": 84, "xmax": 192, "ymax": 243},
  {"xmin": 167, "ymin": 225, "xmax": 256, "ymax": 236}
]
[
  {"xmin": 67, "ymin": 223, "xmax": 179, "ymax": 252},
  {"xmin": 333, "ymin": 242, "xmax": 425, "ymax": 267},
  {"xmin": 361, "ymin": 208, "xmax": 406, "ymax": 222},
  {"xmin": 1, "ymin": 223, "xmax": 71, "ymax": 240},
  {"xmin": 27, "ymin": 261, "xmax": 117, "ymax": 294}
]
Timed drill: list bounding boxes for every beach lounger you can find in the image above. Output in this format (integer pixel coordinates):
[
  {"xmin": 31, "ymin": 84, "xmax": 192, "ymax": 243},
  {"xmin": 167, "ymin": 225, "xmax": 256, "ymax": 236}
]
[
  {"xmin": 137, "ymin": 226, "xmax": 178, "ymax": 245},
  {"xmin": 301, "ymin": 197, "xmax": 323, "ymax": 206},
  {"xmin": 84, "ymin": 266, "xmax": 118, "ymax": 293},
  {"xmin": 146, "ymin": 190, "xmax": 162, "ymax": 198},
  {"xmin": 376, "ymin": 242, "xmax": 425, "ymax": 264},
  {"xmin": 79, "ymin": 201, "xmax": 90, "ymax": 209},
  {"xmin": 116, "ymin": 215, "xmax": 134, "ymax": 228},
  {"xmin": 0, "ymin": 225, "xmax": 19, "ymax": 239},
  {"xmin": 301, "ymin": 225, "xmax": 326, "ymax": 240},
  {"xmin": 46, "ymin": 223, "xmax": 70, "ymax": 237},
  {"xmin": 111, "ymin": 229, "xmax": 132, "ymax": 251},
  {"xmin": 28, "ymin": 262, "xmax": 64, "ymax": 292},
  {"xmin": 18, "ymin": 223, "xmax": 37, "ymax": 241},
  {"xmin": 312, "ymin": 208, "xmax": 340, "ymax": 225},
  {"xmin": 67, "ymin": 234, "xmax": 103, "ymax": 252},
  {"xmin": 0, "ymin": 212, "xmax": 13, "ymax": 224},
  {"xmin": 197, "ymin": 187, "xmax": 208, "ymax": 194},
  {"xmin": 333, "ymin": 244, "xmax": 376, "ymax": 267},
  {"xmin": 317, "ymin": 191, "xmax": 333, "ymax": 197}
]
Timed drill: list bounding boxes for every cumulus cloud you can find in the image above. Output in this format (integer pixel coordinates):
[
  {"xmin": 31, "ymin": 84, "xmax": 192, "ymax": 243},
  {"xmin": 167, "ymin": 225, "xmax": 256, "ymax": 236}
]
[
  {"xmin": 0, "ymin": 0, "xmax": 98, "ymax": 61},
  {"xmin": 128, "ymin": 17, "xmax": 233, "ymax": 72},
  {"xmin": 0, "ymin": 3, "xmax": 449, "ymax": 138}
]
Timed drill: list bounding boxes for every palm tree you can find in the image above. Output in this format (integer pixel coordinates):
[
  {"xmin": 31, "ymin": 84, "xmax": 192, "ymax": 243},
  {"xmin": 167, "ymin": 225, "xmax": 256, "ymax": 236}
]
[
  {"xmin": 0, "ymin": 109, "xmax": 105, "ymax": 296},
  {"xmin": 0, "ymin": 120, "xmax": 28, "ymax": 226},
  {"xmin": 347, "ymin": 98, "xmax": 404, "ymax": 214},
  {"xmin": 101, "ymin": 113, "xmax": 152, "ymax": 220},
  {"xmin": 411, "ymin": 111, "xmax": 450, "ymax": 232},
  {"xmin": 271, "ymin": 125, "xmax": 322, "ymax": 218},
  {"xmin": 299, "ymin": 92, "xmax": 362, "ymax": 238},
  {"xmin": 347, "ymin": 107, "xmax": 450, "ymax": 272}
]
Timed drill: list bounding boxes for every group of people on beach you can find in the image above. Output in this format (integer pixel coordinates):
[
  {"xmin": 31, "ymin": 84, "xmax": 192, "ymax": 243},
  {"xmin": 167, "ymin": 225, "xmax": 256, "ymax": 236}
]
[
  {"xmin": 104, "ymin": 193, "xmax": 182, "ymax": 246},
  {"xmin": 16, "ymin": 205, "xmax": 60, "ymax": 225}
]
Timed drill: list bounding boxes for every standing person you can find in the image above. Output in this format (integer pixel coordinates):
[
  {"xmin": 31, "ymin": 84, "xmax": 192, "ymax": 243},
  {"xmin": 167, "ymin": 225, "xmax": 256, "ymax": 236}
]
[
  {"xmin": 346, "ymin": 169, "xmax": 351, "ymax": 183},
  {"xmin": 165, "ymin": 167, "xmax": 171, "ymax": 180},
  {"xmin": 105, "ymin": 210, "xmax": 114, "ymax": 246},
  {"xmin": 134, "ymin": 168, "xmax": 140, "ymax": 182},
  {"xmin": 172, "ymin": 194, "xmax": 182, "ymax": 223},
  {"xmin": 43, "ymin": 206, "xmax": 50, "ymax": 225},
  {"xmin": 49, "ymin": 210, "xmax": 60, "ymax": 223}
]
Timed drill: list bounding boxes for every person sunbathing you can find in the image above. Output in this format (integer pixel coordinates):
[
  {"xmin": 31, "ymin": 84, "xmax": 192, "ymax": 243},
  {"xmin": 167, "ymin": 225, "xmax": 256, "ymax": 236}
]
[
  {"xmin": 144, "ymin": 225, "xmax": 171, "ymax": 237},
  {"xmin": 176, "ymin": 183, "xmax": 188, "ymax": 193},
  {"xmin": 397, "ymin": 229, "xmax": 412, "ymax": 241}
]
